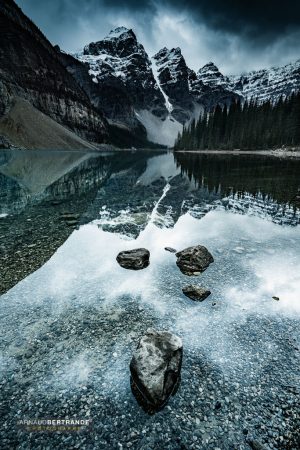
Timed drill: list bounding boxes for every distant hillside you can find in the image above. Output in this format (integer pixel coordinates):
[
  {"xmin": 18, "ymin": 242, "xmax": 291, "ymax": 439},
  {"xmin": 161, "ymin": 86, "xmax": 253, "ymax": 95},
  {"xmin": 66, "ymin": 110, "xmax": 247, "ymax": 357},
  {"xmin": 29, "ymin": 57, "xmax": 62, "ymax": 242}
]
[{"xmin": 0, "ymin": 98, "xmax": 99, "ymax": 150}]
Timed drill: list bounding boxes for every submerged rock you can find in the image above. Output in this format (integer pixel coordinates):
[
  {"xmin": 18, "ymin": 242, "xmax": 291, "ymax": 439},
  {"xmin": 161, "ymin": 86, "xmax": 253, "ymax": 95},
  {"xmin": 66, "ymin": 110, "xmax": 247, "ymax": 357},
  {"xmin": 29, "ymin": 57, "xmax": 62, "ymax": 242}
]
[
  {"xmin": 60, "ymin": 213, "xmax": 80, "ymax": 220},
  {"xmin": 176, "ymin": 245, "xmax": 214, "ymax": 276},
  {"xmin": 116, "ymin": 248, "xmax": 150, "ymax": 270},
  {"xmin": 65, "ymin": 219, "xmax": 79, "ymax": 227},
  {"xmin": 247, "ymin": 438, "xmax": 267, "ymax": 450},
  {"xmin": 182, "ymin": 285, "xmax": 211, "ymax": 301},
  {"xmin": 0, "ymin": 135, "xmax": 12, "ymax": 149},
  {"xmin": 164, "ymin": 247, "xmax": 177, "ymax": 253},
  {"xmin": 130, "ymin": 329, "xmax": 183, "ymax": 414}
]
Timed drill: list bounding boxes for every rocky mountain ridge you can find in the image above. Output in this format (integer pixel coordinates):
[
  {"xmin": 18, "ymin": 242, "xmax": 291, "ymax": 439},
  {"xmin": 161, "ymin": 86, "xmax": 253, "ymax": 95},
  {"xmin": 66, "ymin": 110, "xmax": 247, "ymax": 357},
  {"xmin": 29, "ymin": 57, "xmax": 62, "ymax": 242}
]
[
  {"xmin": 81, "ymin": 27, "xmax": 167, "ymax": 119},
  {"xmin": 197, "ymin": 60, "xmax": 300, "ymax": 104},
  {"xmin": 73, "ymin": 26, "xmax": 299, "ymax": 146},
  {"xmin": 228, "ymin": 59, "xmax": 300, "ymax": 103},
  {"xmin": 70, "ymin": 27, "xmax": 172, "ymax": 145}
]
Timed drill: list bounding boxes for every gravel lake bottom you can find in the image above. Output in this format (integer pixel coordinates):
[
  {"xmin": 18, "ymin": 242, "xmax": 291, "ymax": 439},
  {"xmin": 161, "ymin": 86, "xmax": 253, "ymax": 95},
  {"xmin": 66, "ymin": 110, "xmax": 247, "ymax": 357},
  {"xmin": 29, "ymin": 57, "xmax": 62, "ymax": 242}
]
[{"xmin": 0, "ymin": 150, "xmax": 300, "ymax": 449}]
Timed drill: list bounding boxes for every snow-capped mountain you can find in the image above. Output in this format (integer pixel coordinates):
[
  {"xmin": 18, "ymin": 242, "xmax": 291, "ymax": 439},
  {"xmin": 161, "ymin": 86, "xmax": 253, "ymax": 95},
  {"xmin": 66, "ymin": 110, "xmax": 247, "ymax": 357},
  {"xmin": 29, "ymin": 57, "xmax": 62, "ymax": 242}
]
[
  {"xmin": 153, "ymin": 47, "xmax": 194, "ymax": 123},
  {"xmin": 228, "ymin": 59, "xmax": 300, "ymax": 103},
  {"xmin": 197, "ymin": 62, "xmax": 228, "ymax": 87},
  {"xmin": 3, "ymin": 0, "xmax": 299, "ymax": 151},
  {"xmin": 67, "ymin": 26, "xmax": 300, "ymax": 147},
  {"xmin": 196, "ymin": 60, "xmax": 300, "ymax": 103},
  {"xmin": 72, "ymin": 27, "xmax": 187, "ymax": 146},
  {"xmin": 152, "ymin": 50, "xmax": 239, "ymax": 122},
  {"xmin": 80, "ymin": 27, "xmax": 167, "ymax": 118},
  {"xmin": 188, "ymin": 66, "xmax": 240, "ymax": 111}
]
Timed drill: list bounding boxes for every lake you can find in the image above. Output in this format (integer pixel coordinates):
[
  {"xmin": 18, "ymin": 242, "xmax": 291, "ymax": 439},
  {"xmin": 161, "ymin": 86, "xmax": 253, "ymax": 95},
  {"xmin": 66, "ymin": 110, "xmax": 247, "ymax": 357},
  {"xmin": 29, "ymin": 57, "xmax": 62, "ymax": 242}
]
[{"xmin": 0, "ymin": 149, "xmax": 300, "ymax": 449}]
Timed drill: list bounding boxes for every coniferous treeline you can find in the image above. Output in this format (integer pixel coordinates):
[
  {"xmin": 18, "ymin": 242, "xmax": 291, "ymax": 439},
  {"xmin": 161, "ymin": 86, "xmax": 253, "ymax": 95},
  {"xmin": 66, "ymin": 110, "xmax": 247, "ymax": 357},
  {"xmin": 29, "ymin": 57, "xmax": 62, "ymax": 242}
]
[{"xmin": 174, "ymin": 93, "xmax": 300, "ymax": 150}]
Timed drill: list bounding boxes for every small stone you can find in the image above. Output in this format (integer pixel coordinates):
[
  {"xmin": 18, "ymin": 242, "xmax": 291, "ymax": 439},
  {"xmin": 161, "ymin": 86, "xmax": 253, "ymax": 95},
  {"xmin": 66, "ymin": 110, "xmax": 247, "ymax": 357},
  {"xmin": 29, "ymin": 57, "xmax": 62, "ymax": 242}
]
[
  {"xmin": 60, "ymin": 213, "xmax": 80, "ymax": 220},
  {"xmin": 215, "ymin": 401, "xmax": 222, "ymax": 410},
  {"xmin": 182, "ymin": 285, "xmax": 211, "ymax": 302},
  {"xmin": 272, "ymin": 296, "xmax": 280, "ymax": 301},
  {"xmin": 176, "ymin": 245, "xmax": 214, "ymax": 276},
  {"xmin": 164, "ymin": 247, "xmax": 177, "ymax": 253},
  {"xmin": 65, "ymin": 219, "xmax": 79, "ymax": 226},
  {"xmin": 24, "ymin": 350, "xmax": 33, "ymax": 359},
  {"xmin": 116, "ymin": 248, "xmax": 150, "ymax": 270}
]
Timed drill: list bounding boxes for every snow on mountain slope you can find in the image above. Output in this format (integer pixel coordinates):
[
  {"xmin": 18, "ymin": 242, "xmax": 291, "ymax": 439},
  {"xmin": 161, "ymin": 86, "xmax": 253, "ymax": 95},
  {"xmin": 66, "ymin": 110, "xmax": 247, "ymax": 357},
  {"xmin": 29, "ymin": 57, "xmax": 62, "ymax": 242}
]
[
  {"xmin": 151, "ymin": 57, "xmax": 174, "ymax": 113},
  {"xmin": 196, "ymin": 59, "xmax": 300, "ymax": 103},
  {"xmin": 73, "ymin": 27, "xmax": 189, "ymax": 146},
  {"xmin": 75, "ymin": 27, "xmax": 167, "ymax": 119},
  {"xmin": 197, "ymin": 62, "xmax": 228, "ymax": 87},
  {"xmin": 72, "ymin": 25, "xmax": 300, "ymax": 146},
  {"xmin": 153, "ymin": 47, "xmax": 194, "ymax": 123},
  {"xmin": 135, "ymin": 110, "xmax": 182, "ymax": 147},
  {"xmin": 139, "ymin": 58, "xmax": 182, "ymax": 147},
  {"xmin": 228, "ymin": 59, "xmax": 300, "ymax": 102}
]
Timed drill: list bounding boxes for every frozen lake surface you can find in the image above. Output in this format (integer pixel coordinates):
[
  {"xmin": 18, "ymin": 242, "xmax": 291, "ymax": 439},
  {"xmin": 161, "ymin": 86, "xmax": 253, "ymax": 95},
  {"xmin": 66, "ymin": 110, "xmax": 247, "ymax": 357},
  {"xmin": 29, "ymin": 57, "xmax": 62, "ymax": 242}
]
[{"xmin": 0, "ymin": 150, "xmax": 300, "ymax": 449}]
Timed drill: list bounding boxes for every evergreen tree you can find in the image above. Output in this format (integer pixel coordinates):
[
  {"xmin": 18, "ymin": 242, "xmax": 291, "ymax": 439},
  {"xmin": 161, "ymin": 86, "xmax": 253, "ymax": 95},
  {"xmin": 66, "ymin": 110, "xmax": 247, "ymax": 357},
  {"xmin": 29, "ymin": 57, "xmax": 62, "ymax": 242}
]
[{"xmin": 174, "ymin": 93, "xmax": 300, "ymax": 151}]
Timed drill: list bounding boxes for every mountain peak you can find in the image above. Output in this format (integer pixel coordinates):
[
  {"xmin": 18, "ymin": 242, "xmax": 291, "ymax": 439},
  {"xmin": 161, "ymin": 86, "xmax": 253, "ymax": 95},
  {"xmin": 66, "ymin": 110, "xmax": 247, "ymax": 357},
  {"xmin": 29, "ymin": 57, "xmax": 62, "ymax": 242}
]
[
  {"xmin": 153, "ymin": 47, "xmax": 184, "ymax": 66},
  {"xmin": 154, "ymin": 46, "xmax": 182, "ymax": 55},
  {"xmin": 104, "ymin": 26, "xmax": 136, "ymax": 41},
  {"xmin": 83, "ymin": 25, "xmax": 141, "ymax": 57},
  {"xmin": 197, "ymin": 61, "xmax": 227, "ymax": 87},
  {"xmin": 198, "ymin": 62, "xmax": 220, "ymax": 73}
]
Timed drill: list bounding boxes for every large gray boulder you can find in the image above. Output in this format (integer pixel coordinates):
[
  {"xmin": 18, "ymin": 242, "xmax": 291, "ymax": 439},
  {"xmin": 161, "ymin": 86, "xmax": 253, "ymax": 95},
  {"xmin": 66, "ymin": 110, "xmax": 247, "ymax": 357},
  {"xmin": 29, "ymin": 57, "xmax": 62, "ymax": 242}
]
[
  {"xmin": 130, "ymin": 329, "xmax": 183, "ymax": 414},
  {"xmin": 116, "ymin": 248, "xmax": 150, "ymax": 270},
  {"xmin": 176, "ymin": 245, "xmax": 214, "ymax": 276}
]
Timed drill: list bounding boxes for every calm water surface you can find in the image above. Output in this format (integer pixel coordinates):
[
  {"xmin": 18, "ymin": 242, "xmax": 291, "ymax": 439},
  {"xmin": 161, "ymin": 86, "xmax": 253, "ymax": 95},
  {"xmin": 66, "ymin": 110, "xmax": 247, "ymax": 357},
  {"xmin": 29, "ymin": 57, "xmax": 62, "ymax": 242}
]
[{"xmin": 0, "ymin": 150, "xmax": 300, "ymax": 449}]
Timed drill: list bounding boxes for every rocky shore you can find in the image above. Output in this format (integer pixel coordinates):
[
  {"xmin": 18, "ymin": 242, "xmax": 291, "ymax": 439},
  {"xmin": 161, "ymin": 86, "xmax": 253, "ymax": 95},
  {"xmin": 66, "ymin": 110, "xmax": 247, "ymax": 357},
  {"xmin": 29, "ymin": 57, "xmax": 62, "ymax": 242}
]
[{"xmin": 0, "ymin": 192, "xmax": 98, "ymax": 295}]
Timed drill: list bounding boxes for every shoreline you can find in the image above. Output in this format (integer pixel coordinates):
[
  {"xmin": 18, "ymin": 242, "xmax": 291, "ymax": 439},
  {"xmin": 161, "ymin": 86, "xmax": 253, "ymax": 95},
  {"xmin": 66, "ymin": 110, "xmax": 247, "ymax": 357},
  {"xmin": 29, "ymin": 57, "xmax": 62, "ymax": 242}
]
[
  {"xmin": 174, "ymin": 149, "xmax": 300, "ymax": 158},
  {"xmin": 2, "ymin": 146, "xmax": 300, "ymax": 158}
]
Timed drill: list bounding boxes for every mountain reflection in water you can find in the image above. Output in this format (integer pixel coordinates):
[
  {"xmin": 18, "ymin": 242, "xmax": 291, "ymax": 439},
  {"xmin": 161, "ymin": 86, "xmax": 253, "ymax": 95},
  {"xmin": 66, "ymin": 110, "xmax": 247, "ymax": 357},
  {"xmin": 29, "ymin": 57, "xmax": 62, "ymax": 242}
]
[{"xmin": 0, "ymin": 149, "xmax": 300, "ymax": 294}]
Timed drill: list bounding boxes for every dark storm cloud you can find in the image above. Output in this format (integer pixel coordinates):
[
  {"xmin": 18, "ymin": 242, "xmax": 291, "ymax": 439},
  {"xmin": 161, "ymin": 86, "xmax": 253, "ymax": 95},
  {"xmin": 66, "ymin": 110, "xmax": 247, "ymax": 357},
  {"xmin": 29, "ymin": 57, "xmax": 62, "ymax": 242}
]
[
  {"xmin": 15, "ymin": 0, "xmax": 300, "ymax": 74},
  {"xmin": 104, "ymin": 0, "xmax": 300, "ymax": 37}
]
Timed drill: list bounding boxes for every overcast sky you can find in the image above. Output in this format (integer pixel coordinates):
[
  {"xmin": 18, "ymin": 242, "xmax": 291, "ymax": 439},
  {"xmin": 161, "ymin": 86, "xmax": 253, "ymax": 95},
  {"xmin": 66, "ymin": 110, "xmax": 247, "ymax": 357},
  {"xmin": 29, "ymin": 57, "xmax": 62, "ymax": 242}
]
[{"xmin": 16, "ymin": 0, "xmax": 300, "ymax": 75}]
